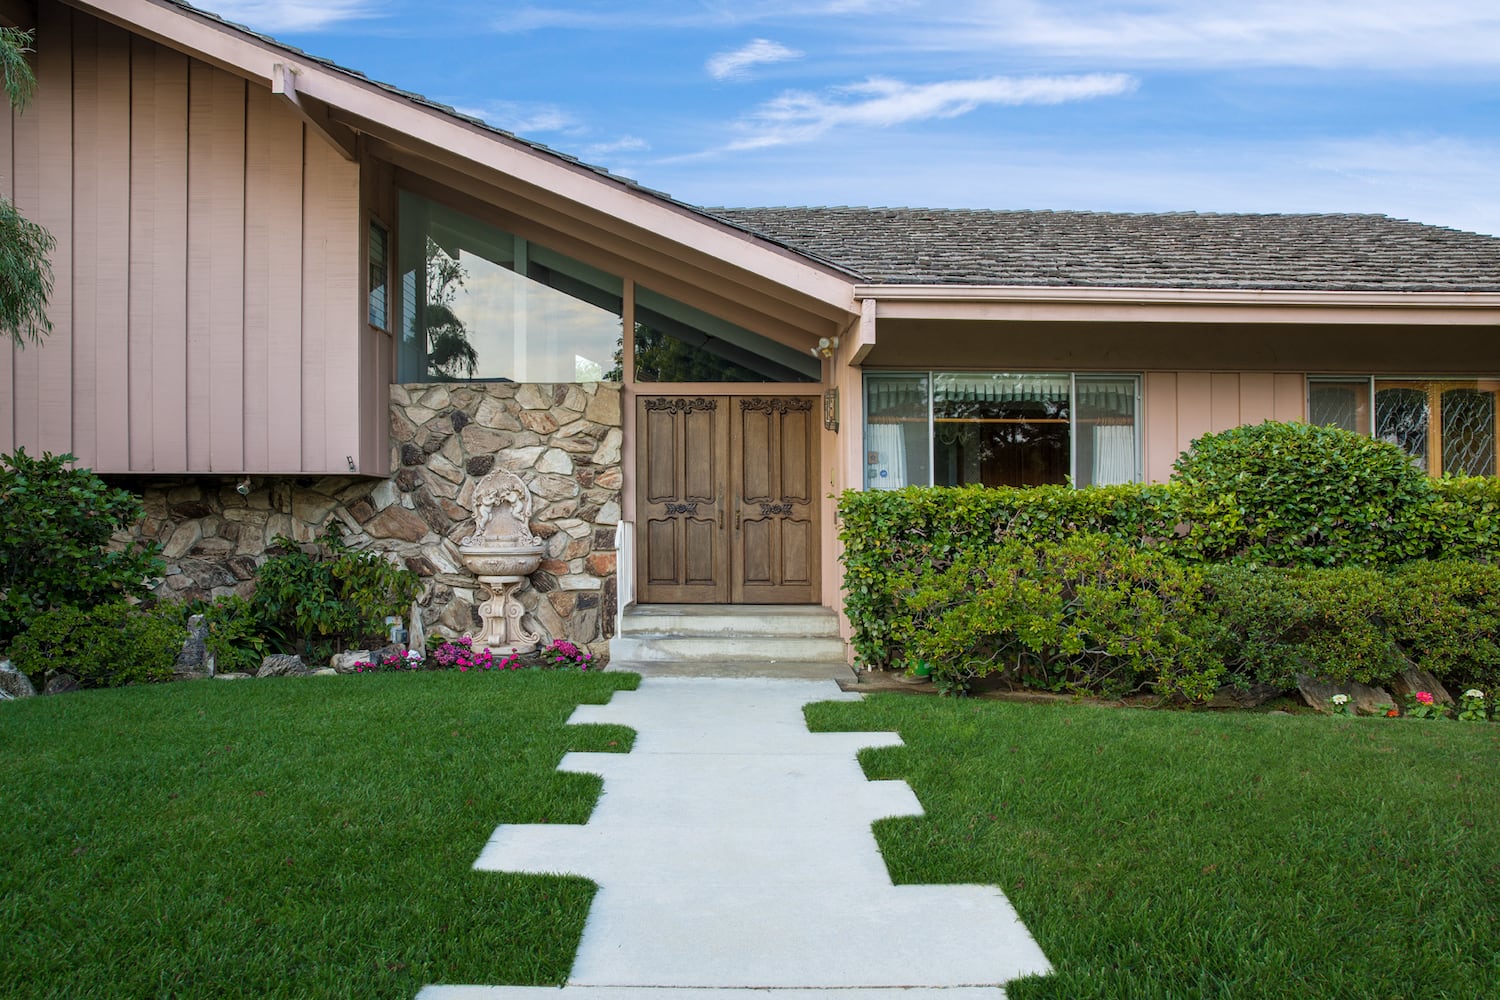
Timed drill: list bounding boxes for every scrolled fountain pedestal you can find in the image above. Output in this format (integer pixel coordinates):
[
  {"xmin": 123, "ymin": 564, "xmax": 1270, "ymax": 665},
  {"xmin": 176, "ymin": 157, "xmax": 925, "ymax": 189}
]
[
  {"xmin": 474, "ymin": 575, "xmax": 541, "ymax": 654},
  {"xmin": 456, "ymin": 468, "xmax": 546, "ymax": 655}
]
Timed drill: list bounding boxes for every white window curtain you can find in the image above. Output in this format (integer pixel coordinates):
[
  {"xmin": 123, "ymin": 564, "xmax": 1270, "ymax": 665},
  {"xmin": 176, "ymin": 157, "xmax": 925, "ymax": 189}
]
[
  {"xmin": 1091, "ymin": 425, "xmax": 1136, "ymax": 485},
  {"xmin": 866, "ymin": 423, "xmax": 908, "ymax": 489}
]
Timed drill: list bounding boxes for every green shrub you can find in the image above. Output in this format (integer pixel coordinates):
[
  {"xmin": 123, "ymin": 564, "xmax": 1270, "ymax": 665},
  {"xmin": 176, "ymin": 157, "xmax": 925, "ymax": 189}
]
[
  {"xmin": 1386, "ymin": 561, "xmax": 1500, "ymax": 690},
  {"xmin": 251, "ymin": 525, "xmax": 422, "ymax": 663},
  {"xmin": 906, "ymin": 533, "xmax": 1222, "ymax": 701},
  {"xmin": 1203, "ymin": 565, "xmax": 1403, "ymax": 688},
  {"xmin": 194, "ymin": 594, "xmax": 272, "ymax": 675},
  {"xmin": 0, "ymin": 448, "xmax": 165, "ymax": 647},
  {"xmin": 1171, "ymin": 421, "xmax": 1436, "ymax": 567},
  {"xmin": 838, "ymin": 483, "xmax": 1186, "ymax": 667},
  {"xmin": 1428, "ymin": 476, "xmax": 1500, "ymax": 561},
  {"xmin": 9, "ymin": 602, "xmax": 181, "ymax": 688}
]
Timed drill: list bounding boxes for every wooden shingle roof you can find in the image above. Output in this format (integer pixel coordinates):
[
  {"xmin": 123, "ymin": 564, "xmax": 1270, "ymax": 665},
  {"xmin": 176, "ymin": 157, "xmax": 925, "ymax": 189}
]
[{"xmin": 709, "ymin": 207, "xmax": 1500, "ymax": 292}]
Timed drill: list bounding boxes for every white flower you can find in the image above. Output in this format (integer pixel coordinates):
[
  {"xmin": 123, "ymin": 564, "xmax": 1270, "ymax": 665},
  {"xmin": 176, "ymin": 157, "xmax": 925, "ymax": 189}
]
[
  {"xmin": 1464, "ymin": 689, "xmax": 1485, "ymax": 700},
  {"xmin": 1331, "ymin": 694, "xmax": 1350, "ymax": 705}
]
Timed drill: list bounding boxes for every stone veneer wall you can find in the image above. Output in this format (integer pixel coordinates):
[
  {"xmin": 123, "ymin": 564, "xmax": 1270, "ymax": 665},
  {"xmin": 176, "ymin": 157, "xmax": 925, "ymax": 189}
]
[{"xmin": 119, "ymin": 382, "xmax": 623, "ymax": 657}]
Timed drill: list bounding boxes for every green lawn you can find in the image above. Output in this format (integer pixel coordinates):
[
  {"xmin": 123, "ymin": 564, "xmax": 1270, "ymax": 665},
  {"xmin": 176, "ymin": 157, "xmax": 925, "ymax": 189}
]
[
  {"xmin": 806, "ymin": 695, "xmax": 1500, "ymax": 1000},
  {"xmin": 8, "ymin": 676, "xmax": 1498, "ymax": 1000},
  {"xmin": 0, "ymin": 671, "xmax": 636, "ymax": 999}
]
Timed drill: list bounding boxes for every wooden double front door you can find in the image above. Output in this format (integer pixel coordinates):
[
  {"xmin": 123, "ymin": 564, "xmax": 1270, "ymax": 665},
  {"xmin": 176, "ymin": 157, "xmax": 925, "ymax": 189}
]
[{"xmin": 636, "ymin": 394, "xmax": 820, "ymax": 604}]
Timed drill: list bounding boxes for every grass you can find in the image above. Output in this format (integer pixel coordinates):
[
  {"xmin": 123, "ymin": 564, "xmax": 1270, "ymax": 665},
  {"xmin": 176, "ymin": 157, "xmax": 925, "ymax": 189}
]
[
  {"xmin": 0, "ymin": 670, "xmax": 637, "ymax": 999},
  {"xmin": 805, "ymin": 694, "xmax": 1500, "ymax": 1000}
]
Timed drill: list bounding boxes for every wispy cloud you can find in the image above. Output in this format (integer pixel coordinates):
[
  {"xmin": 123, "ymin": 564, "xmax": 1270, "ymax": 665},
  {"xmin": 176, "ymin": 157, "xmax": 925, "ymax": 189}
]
[
  {"xmin": 207, "ymin": 0, "xmax": 379, "ymax": 32},
  {"xmin": 726, "ymin": 73, "xmax": 1137, "ymax": 150},
  {"xmin": 450, "ymin": 101, "xmax": 581, "ymax": 135},
  {"xmin": 584, "ymin": 135, "xmax": 652, "ymax": 156},
  {"xmin": 707, "ymin": 39, "xmax": 804, "ymax": 80},
  {"xmin": 921, "ymin": 1, "xmax": 1500, "ymax": 69},
  {"xmin": 494, "ymin": 1, "xmax": 911, "ymax": 33}
]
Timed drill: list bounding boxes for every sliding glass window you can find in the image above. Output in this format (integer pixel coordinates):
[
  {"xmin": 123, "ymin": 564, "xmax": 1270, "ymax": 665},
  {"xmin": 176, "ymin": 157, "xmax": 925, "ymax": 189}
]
[{"xmin": 864, "ymin": 373, "xmax": 1140, "ymax": 489}]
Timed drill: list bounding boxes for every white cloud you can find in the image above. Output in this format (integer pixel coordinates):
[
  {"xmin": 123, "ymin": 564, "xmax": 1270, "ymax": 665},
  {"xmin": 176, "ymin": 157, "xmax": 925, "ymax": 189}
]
[
  {"xmin": 585, "ymin": 135, "xmax": 652, "ymax": 156},
  {"xmin": 726, "ymin": 73, "xmax": 1137, "ymax": 150},
  {"xmin": 494, "ymin": 1, "xmax": 912, "ymax": 33},
  {"xmin": 707, "ymin": 39, "xmax": 804, "ymax": 81},
  {"xmin": 206, "ymin": 0, "xmax": 378, "ymax": 32},
  {"xmin": 920, "ymin": 1, "xmax": 1500, "ymax": 70},
  {"xmin": 450, "ymin": 101, "xmax": 581, "ymax": 135}
]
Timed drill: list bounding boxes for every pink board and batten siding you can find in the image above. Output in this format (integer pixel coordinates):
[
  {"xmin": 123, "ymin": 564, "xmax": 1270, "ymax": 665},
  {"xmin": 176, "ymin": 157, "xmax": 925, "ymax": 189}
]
[
  {"xmin": 1, "ymin": 6, "xmax": 381, "ymax": 475},
  {"xmin": 1143, "ymin": 372, "xmax": 1305, "ymax": 482}
]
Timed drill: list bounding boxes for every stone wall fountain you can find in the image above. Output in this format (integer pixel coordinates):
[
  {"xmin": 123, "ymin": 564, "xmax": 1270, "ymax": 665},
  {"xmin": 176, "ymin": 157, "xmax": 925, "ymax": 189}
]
[{"xmin": 458, "ymin": 468, "xmax": 545, "ymax": 654}]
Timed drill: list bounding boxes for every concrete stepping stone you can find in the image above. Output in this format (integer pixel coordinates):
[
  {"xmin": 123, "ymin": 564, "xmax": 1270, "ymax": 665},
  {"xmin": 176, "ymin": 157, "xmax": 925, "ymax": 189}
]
[{"xmin": 420, "ymin": 677, "xmax": 1049, "ymax": 998}]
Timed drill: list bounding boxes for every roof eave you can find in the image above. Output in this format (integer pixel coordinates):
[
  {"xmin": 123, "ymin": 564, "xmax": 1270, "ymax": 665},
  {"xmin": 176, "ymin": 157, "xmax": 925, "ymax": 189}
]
[{"xmin": 857, "ymin": 284, "xmax": 1500, "ymax": 326}]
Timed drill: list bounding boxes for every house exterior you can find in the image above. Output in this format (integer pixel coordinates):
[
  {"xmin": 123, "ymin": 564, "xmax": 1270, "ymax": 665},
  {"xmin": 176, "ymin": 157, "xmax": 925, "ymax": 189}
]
[{"xmin": 3, "ymin": 0, "xmax": 1499, "ymax": 659}]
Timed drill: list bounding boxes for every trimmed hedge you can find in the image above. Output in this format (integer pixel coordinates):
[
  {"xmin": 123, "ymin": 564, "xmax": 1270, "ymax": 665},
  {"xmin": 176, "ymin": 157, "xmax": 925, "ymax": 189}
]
[
  {"xmin": 905, "ymin": 534, "xmax": 1222, "ymax": 701},
  {"xmin": 839, "ymin": 421, "xmax": 1500, "ymax": 697}
]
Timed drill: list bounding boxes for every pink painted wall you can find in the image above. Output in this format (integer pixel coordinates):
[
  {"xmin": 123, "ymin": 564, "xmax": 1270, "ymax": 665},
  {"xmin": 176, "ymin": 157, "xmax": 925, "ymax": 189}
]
[
  {"xmin": 1143, "ymin": 371, "xmax": 1305, "ymax": 481},
  {"xmin": 2, "ymin": 6, "xmax": 380, "ymax": 475}
]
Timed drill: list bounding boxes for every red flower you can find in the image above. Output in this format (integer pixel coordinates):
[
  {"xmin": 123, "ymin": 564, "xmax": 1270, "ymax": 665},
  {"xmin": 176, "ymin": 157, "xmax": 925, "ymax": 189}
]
[{"xmin": 1416, "ymin": 691, "xmax": 1435, "ymax": 705}]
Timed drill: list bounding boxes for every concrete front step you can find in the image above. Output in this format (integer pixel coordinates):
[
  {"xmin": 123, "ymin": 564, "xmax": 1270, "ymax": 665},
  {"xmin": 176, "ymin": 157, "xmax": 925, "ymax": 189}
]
[
  {"xmin": 607, "ymin": 658, "xmax": 856, "ymax": 681},
  {"xmin": 618, "ymin": 603, "xmax": 842, "ymax": 638},
  {"xmin": 611, "ymin": 603, "xmax": 851, "ymax": 669}
]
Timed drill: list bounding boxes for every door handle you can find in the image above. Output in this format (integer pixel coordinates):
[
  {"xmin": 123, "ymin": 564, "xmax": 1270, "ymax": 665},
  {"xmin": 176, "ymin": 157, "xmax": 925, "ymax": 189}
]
[
  {"xmin": 734, "ymin": 498, "xmax": 741, "ymax": 531},
  {"xmin": 718, "ymin": 502, "xmax": 724, "ymax": 530}
]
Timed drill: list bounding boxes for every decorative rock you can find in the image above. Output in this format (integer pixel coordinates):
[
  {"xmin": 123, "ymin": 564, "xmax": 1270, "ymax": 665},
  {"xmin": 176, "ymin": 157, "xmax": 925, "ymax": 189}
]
[
  {"xmin": 257, "ymin": 654, "xmax": 310, "ymax": 679},
  {"xmin": 586, "ymin": 552, "xmax": 617, "ymax": 576},
  {"xmin": 391, "ymin": 409, "xmax": 417, "ymax": 442},
  {"xmin": 331, "ymin": 650, "xmax": 374, "ymax": 674},
  {"xmin": 537, "ymin": 449, "xmax": 574, "ymax": 475},
  {"xmin": 520, "ymin": 410, "xmax": 560, "ymax": 434},
  {"xmin": 1388, "ymin": 668, "xmax": 1453, "ymax": 705},
  {"xmin": 0, "ymin": 659, "xmax": 37, "ymax": 699},
  {"xmin": 215, "ymin": 672, "xmax": 253, "ymax": 680},
  {"xmin": 311, "ymin": 667, "xmax": 339, "ymax": 677},
  {"xmin": 44, "ymin": 673, "xmax": 81, "ymax": 695},
  {"xmin": 163, "ymin": 522, "xmax": 204, "ymax": 559},
  {"xmin": 365, "ymin": 505, "xmax": 430, "ymax": 543},
  {"xmin": 1297, "ymin": 676, "xmax": 1395, "ymax": 716},
  {"xmin": 175, "ymin": 614, "xmax": 214, "ymax": 677},
  {"xmin": 406, "ymin": 404, "xmax": 437, "ymax": 426},
  {"xmin": 466, "ymin": 455, "xmax": 494, "ymax": 477},
  {"xmin": 584, "ymin": 385, "xmax": 622, "ymax": 425},
  {"xmin": 405, "ymin": 555, "xmax": 439, "ymax": 577},
  {"xmin": 460, "ymin": 425, "xmax": 514, "ymax": 456},
  {"xmin": 449, "ymin": 409, "xmax": 471, "ymax": 432},
  {"xmin": 560, "ymin": 574, "xmax": 603, "ymax": 590},
  {"xmin": 516, "ymin": 384, "xmax": 550, "ymax": 410},
  {"xmin": 400, "ymin": 443, "xmax": 425, "ymax": 466},
  {"xmin": 591, "ymin": 428, "xmax": 623, "ymax": 466},
  {"xmin": 1205, "ymin": 682, "xmax": 1284, "ymax": 710},
  {"xmin": 596, "ymin": 500, "xmax": 622, "ymax": 525}
]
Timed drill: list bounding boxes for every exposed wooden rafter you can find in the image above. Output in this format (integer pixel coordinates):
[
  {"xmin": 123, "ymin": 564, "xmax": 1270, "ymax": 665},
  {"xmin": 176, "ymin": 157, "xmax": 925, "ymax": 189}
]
[{"xmin": 270, "ymin": 62, "xmax": 355, "ymax": 161}]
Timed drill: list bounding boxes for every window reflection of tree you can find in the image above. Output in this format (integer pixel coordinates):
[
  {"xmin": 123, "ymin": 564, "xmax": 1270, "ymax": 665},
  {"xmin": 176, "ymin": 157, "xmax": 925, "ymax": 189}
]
[
  {"xmin": 423, "ymin": 238, "xmax": 479, "ymax": 381},
  {"xmin": 935, "ymin": 395, "xmax": 1069, "ymax": 487}
]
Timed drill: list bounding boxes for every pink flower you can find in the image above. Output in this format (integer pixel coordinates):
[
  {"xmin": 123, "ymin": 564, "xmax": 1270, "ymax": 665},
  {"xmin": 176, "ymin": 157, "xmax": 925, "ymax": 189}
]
[{"xmin": 1416, "ymin": 691, "xmax": 1435, "ymax": 705}]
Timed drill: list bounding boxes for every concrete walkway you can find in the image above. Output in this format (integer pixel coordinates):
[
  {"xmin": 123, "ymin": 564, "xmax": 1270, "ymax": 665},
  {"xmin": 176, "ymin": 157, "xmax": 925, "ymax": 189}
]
[{"xmin": 418, "ymin": 678, "xmax": 1050, "ymax": 999}]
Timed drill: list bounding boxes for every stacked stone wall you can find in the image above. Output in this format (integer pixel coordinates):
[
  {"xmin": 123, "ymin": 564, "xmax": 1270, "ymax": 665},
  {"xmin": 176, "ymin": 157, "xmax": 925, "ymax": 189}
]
[{"xmin": 118, "ymin": 382, "xmax": 622, "ymax": 657}]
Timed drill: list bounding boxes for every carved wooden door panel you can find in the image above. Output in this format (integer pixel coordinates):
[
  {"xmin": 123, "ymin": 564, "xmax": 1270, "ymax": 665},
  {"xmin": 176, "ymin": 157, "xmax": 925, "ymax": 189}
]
[
  {"xmin": 636, "ymin": 394, "xmax": 818, "ymax": 605},
  {"xmin": 732, "ymin": 396, "xmax": 819, "ymax": 604},
  {"xmin": 636, "ymin": 396, "xmax": 730, "ymax": 602}
]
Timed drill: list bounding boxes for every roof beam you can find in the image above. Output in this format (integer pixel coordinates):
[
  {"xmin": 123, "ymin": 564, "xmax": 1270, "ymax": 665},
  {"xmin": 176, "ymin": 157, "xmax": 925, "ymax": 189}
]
[{"xmin": 271, "ymin": 62, "xmax": 355, "ymax": 161}]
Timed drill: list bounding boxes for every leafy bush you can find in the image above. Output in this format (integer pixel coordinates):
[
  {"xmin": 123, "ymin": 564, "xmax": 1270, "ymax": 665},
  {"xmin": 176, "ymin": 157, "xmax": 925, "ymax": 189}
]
[
  {"xmin": 838, "ymin": 482, "xmax": 1186, "ymax": 667},
  {"xmin": 1203, "ymin": 564, "xmax": 1404, "ymax": 688},
  {"xmin": 9, "ymin": 601, "xmax": 181, "ymax": 688},
  {"xmin": 905, "ymin": 533, "xmax": 1223, "ymax": 701},
  {"xmin": 1428, "ymin": 476, "xmax": 1500, "ymax": 561},
  {"xmin": 1171, "ymin": 421, "xmax": 1436, "ymax": 567},
  {"xmin": 193, "ymin": 595, "xmax": 272, "ymax": 676},
  {"xmin": 250, "ymin": 525, "xmax": 422, "ymax": 663},
  {"xmin": 0, "ymin": 448, "xmax": 164, "ymax": 647},
  {"xmin": 1385, "ymin": 560, "xmax": 1500, "ymax": 690}
]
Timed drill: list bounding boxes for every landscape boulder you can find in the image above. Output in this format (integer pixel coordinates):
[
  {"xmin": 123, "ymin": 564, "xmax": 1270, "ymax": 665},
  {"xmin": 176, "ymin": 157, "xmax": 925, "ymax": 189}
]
[
  {"xmin": 0, "ymin": 659, "xmax": 36, "ymax": 699},
  {"xmin": 256, "ymin": 654, "xmax": 310, "ymax": 679},
  {"xmin": 43, "ymin": 673, "xmax": 81, "ymax": 695}
]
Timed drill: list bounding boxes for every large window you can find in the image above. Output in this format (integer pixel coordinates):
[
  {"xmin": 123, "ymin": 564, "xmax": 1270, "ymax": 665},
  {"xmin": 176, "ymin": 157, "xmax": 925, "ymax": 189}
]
[
  {"xmin": 632, "ymin": 286, "xmax": 819, "ymax": 383},
  {"xmin": 396, "ymin": 191, "xmax": 623, "ymax": 382},
  {"xmin": 1309, "ymin": 377, "xmax": 1498, "ymax": 477},
  {"xmin": 864, "ymin": 372, "xmax": 1140, "ymax": 489}
]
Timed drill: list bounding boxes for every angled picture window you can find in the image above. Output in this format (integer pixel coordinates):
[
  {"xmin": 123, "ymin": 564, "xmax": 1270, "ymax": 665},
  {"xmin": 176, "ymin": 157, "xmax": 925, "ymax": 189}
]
[
  {"xmin": 632, "ymin": 286, "xmax": 819, "ymax": 383},
  {"xmin": 396, "ymin": 191, "xmax": 623, "ymax": 382}
]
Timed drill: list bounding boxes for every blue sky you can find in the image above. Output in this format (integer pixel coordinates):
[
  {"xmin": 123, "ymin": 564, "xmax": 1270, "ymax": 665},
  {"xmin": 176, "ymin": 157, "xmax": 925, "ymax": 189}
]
[{"xmin": 216, "ymin": 1, "xmax": 1500, "ymax": 236}]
